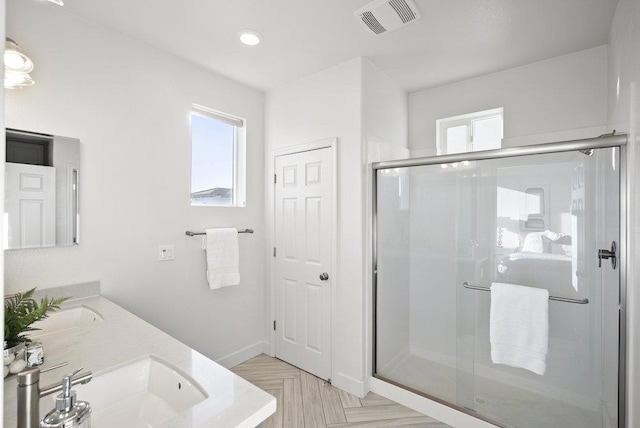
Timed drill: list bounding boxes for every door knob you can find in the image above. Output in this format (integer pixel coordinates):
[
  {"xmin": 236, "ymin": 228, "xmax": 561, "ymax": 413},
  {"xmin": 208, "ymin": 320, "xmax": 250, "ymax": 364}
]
[
  {"xmin": 598, "ymin": 241, "xmax": 617, "ymax": 269},
  {"xmin": 319, "ymin": 272, "xmax": 329, "ymax": 281}
]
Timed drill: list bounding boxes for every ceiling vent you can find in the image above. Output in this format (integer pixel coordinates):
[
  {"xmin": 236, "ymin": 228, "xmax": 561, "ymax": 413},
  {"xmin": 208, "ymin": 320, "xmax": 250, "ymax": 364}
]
[{"xmin": 355, "ymin": 0, "xmax": 421, "ymax": 36}]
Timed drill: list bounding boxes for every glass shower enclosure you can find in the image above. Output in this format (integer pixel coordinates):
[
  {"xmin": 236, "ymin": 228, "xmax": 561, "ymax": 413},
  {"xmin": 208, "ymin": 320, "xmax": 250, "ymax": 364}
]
[{"xmin": 373, "ymin": 136, "xmax": 625, "ymax": 428}]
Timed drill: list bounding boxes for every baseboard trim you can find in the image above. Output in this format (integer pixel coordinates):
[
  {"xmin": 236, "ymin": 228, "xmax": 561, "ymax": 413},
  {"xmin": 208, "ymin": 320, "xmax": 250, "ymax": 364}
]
[
  {"xmin": 370, "ymin": 377, "xmax": 498, "ymax": 428},
  {"xmin": 334, "ymin": 372, "xmax": 367, "ymax": 398},
  {"xmin": 262, "ymin": 341, "xmax": 274, "ymax": 356},
  {"xmin": 216, "ymin": 341, "xmax": 264, "ymax": 369}
]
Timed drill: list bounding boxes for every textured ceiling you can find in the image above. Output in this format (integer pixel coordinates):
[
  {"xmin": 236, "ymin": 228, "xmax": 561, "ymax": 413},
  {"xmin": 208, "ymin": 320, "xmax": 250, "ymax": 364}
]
[{"xmin": 36, "ymin": 0, "xmax": 620, "ymax": 92}]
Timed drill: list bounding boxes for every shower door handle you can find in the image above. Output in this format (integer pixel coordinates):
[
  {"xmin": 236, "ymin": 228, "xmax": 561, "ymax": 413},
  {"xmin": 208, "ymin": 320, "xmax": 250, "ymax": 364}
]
[{"xmin": 598, "ymin": 241, "xmax": 617, "ymax": 269}]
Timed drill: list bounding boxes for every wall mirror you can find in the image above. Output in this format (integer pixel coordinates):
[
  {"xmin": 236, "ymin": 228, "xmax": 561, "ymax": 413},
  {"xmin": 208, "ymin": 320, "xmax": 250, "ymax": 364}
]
[{"xmin": 5, "ymin": 128, "xmax": 80, "ymax": 249}]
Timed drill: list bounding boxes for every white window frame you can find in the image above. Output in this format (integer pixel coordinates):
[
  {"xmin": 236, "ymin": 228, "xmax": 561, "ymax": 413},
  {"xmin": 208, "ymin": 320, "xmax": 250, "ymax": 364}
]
[
  {"xmin": 436, "ymin": 107, "xmax": 504, "ymax": 155},
  {"xmin": 190, "ymin": 104, "xmax": 246, "ymax": 207}
]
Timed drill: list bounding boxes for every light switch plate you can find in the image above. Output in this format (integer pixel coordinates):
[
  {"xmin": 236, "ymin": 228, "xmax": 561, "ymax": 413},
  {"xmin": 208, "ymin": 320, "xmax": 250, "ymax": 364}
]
[{"xmin": 158, "ymin": 245, "xmax": 174, "ymax": 261}]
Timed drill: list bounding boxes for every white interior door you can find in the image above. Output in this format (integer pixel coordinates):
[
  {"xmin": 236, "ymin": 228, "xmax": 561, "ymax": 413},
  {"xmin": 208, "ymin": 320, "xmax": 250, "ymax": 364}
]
[
  {"xmin": 274, "ymin": 147, "xmax": 332, "ymax": 380},
  {"xmin": 5, "ymin": 162, "xmax": 56, "ymax": 249}
]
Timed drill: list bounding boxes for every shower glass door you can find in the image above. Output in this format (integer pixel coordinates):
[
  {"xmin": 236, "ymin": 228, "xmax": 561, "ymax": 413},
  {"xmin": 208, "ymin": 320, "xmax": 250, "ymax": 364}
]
[{"xmin": 374, "ymin": 147, "xmax": 621, "ymax": 428}]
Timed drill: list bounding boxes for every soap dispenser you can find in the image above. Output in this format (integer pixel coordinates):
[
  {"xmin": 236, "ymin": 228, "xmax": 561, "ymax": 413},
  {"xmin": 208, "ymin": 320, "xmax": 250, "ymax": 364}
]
[{"xmin": 40, "ymin": 368, "xmax": 92, "ymax": 428}]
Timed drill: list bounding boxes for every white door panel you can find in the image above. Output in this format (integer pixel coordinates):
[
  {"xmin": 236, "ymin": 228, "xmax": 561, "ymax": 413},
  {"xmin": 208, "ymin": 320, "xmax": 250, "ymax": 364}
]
[
  {"xmin": 5, "ymin": 163, "xmax": 56, "ymax": 249},
  {"xmin": 275, "ymin": 148, "xmax": 332, "ymax": 380}
]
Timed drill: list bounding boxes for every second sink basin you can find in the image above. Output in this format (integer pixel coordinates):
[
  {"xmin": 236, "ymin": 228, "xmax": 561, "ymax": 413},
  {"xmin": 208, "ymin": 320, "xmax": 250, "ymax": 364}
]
[{"xmin": 30, "ymin": 305, "xmax": 103, "ymax": 337}]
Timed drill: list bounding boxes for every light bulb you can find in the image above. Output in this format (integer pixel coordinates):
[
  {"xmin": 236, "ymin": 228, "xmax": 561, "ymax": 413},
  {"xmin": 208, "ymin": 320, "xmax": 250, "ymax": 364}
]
[
  {"xmin": 4, "ymin": 51, "xmax": 25, "ymax": 70},
  {"xmin": 5, "ymin": 71, "xmax": 34, "ymax": 88}
]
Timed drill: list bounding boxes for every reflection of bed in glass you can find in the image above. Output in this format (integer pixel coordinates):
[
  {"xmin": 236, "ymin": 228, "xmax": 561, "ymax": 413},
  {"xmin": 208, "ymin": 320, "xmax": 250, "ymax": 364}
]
[{"xmin": 497, "ymin": 231, "xmax": 573, "ymax": 291}]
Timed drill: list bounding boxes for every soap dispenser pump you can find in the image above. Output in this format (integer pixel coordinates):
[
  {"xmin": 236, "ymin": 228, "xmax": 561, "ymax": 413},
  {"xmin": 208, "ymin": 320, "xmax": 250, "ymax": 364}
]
[{"xmin": 40, "ymin": 368, "xmax": 92, "ymax": 428}]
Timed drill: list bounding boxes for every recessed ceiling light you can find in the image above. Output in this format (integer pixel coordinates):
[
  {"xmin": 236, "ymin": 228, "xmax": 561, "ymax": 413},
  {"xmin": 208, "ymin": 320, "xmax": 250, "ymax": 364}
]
[{"xmin": 238, "ymin": 30, "xmax": 261, "ymax": 46}]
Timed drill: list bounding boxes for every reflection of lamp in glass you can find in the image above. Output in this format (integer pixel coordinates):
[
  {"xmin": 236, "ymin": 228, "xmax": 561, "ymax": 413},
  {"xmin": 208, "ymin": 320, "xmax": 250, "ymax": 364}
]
[{"xmin": 5, "ymin": 38, "xmax": 35, "ymax": 89}]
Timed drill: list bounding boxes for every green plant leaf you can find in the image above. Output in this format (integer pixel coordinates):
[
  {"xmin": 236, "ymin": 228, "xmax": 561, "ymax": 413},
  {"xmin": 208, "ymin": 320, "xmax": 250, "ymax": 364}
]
[{"xmin": 4, "ymin": 288, "xmax": 70, "ymax": 348}]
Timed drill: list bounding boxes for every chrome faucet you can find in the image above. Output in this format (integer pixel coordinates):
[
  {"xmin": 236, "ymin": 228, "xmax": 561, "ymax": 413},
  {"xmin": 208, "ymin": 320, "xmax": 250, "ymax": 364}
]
[{"xmin": 17, "ymin": 366, "xmax": 92, "ymax": 428}]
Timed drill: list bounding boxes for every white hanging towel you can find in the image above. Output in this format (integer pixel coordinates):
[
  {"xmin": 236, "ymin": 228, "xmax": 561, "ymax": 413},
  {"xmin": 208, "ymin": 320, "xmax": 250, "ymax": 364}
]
[
  {"xmin": 203, "ymin": 228, "xmax": 240, "ymax": 289},
  {"xmin": 490, "ymin": 282, "xmax": 549, "ymax": 375}
]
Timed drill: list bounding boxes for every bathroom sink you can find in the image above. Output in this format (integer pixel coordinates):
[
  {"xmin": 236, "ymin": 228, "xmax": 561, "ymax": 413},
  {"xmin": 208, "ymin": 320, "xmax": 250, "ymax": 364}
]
[
  {"xmin": 40, "ymin": 356, "xmax": 208, "ymax": 428},
  {"xmin": 29, "ymin": 305, "xmax": 103, "ymax": 337}
]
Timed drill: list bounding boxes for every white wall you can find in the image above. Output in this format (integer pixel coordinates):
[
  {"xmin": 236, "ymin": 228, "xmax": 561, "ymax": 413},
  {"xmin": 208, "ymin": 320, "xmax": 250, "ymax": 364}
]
[
  {"xmin": 361, "ymin": 60, "xmax": 409, "ymax": 379},
  {"xmin": 5, "ymin": 0, "xmax": 266, "ymax": 367},
  {"xmin": 375, "ymin": 173, "xmax": 411, "ymax": 370},
  {"xmin": 265, "ymin": 58, "xmax": 366, "ymax": 395},
  {"xmin": 362, "ymin": 60, "xmax": 408, "ymax": 154},
  {"xmin": 607, "ymin": 0, "xmax": 640, "ymax": 424},
  {"xmin": 407, "ymin": 169, "xmax": 460, "ymax": 362},
  {"xmin": 409, "ymin": 46, "xmax": 608, "ymax": 156},
  {"xmin": 265, "ymin": 57, "xmax": 408, "ymax": 396}
]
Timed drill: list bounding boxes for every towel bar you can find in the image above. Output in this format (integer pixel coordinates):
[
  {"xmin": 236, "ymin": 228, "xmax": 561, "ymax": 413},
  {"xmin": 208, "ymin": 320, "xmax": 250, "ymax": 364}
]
[
  {"xmin": 186, "ymin": 229, "xmax": 254, "ymax": 236},
  {"xmin": 462, "ymin": 282, "xmax": 589, "ymax": 305}
]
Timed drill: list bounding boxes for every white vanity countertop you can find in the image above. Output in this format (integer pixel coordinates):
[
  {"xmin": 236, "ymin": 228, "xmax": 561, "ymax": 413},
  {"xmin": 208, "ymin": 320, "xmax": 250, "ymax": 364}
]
[{"xmin": 3, "ymin": 294, "xmax": 276, "ymax": 427}]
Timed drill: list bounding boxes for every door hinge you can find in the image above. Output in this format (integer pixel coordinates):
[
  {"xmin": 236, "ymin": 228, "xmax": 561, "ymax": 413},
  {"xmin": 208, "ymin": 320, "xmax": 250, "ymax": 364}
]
[
  {"xmin": 274, "ymin": 174, "xmax": 277, "ymax": 184},
  {"xmin": 273, "ymin": 320, "xmax": 276, "ymax": 331},
  {"xmin": 273, "ymin": 247, "xmax": 276, "ymax": 257}
]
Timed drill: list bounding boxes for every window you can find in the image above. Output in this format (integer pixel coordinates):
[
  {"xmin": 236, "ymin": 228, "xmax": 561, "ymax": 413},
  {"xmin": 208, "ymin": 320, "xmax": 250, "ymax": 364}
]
[
  {"xmin": 524, "ymin": 187, "xmax": 545, "ymax": 217},
  {"xmin": 190, "ymin": 105, "xmax": 246, "ymax": 207},
  {"xmin": 436, "ymin": 108, "xmax": 503, "ymax": 155}
]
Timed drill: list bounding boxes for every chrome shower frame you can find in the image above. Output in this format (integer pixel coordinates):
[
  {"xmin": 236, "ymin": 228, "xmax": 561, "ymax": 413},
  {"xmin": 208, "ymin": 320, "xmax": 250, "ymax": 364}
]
[{"xmin": 371, "ymin": 133, "xmax": 628, "ymax": 427}]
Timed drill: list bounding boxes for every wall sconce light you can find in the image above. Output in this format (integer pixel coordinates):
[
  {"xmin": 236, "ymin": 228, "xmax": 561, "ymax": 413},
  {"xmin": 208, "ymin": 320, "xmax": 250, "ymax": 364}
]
[{"xmin": 5, "ymin": 38, "xmax": 35, "ymax": 89}]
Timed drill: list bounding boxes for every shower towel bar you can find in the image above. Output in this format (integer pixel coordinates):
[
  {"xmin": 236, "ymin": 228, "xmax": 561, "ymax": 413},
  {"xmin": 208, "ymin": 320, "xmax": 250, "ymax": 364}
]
[
  {"xmin": 185, "ymin": 229, "xmax": 254, "ymax": 236},
  {"xmin": 462, "ymin": 282, "xmax": 589, "ymax": 305}
]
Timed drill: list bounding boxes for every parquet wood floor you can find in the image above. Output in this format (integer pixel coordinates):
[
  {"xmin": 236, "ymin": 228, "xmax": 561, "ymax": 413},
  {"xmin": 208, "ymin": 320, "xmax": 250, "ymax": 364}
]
[{"xmin": 231, "ymin": 354, "xmax": 451, "ymax": 427}]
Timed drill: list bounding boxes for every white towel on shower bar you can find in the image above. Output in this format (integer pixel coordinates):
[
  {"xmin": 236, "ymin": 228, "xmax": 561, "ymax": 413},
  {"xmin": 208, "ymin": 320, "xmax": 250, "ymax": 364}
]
[
  {"xmin": 204, "ymin": 228, "xmax": 240, "ymax": 289},
  {"xmin": 490, "ymin": 282, "xmax": 549, "ymax": 375}
]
